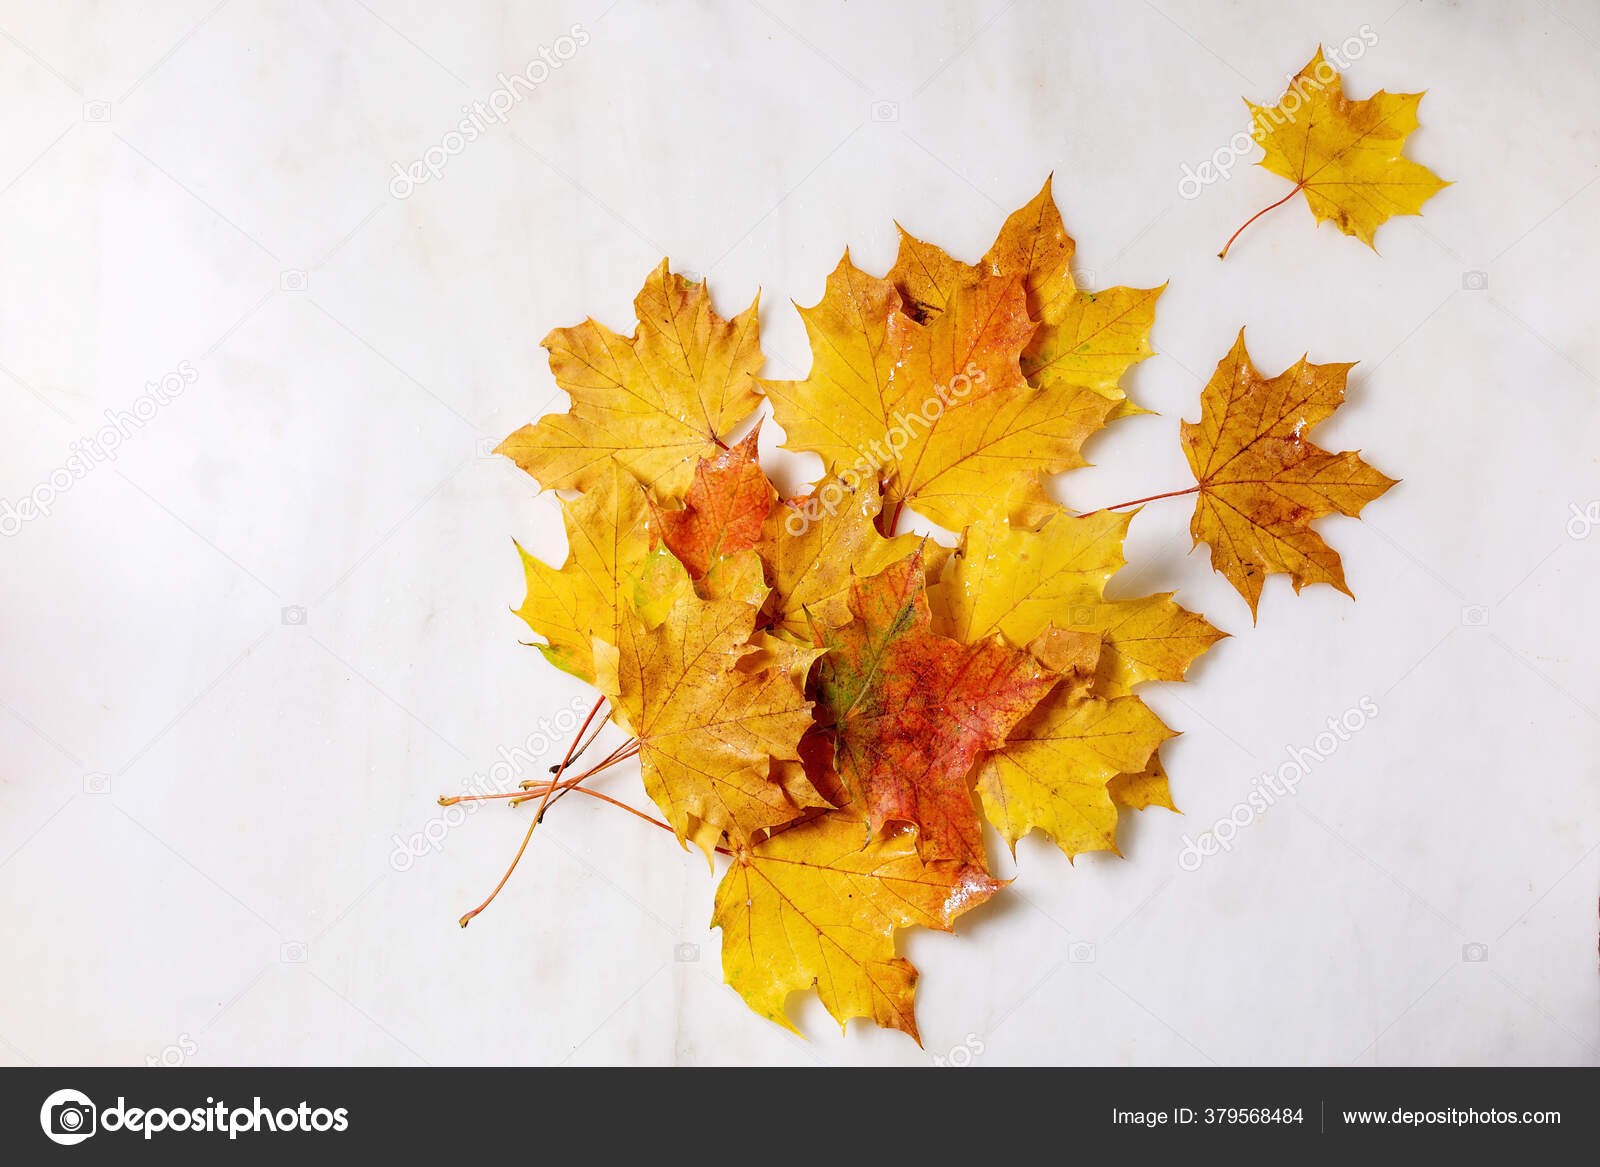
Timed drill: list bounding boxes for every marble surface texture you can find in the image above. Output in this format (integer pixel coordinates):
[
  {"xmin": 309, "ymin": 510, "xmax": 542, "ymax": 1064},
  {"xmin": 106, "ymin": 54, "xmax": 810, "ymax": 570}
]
[{"xmin": 1, "ymin": 0, "xmax": 1597, "ymax": 1065}]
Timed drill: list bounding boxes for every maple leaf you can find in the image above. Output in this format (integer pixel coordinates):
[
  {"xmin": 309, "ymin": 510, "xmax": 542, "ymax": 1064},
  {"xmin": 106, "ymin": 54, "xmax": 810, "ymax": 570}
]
[
  {"xmin": 711, "ymin": 808, "xmax": 1001, "ymax": 1040},
  {"xmin": 1181, "ymin": 330, "xmax": 1397, "ymax": 618},
  {"xmin": 975, "ymin": 683, "xmax": 1175, "ymax": 858},
  {"xmin": 756, "ymin": 475, "xmax": 924, "ymax": 640},
  {"xmin": 497, "ymin": 260, "xmax": 764, "ymax": 497},
  {"xmin": 891, "ymin": 177, "xmax": 1163, "ymax": 422},
  {"xmin": 929, "ymin": 508, "xmax": 1224, "ymax": 698},
  {"xmin": 1107, "ymin": 750, "xmax": 1177, "ymax": 813},
  {"xmin": 811, "ymin": 549, "xmax": 1056, "ymax": 866},
  {"xmin": 512, "ymin": 462, "xmax": 687, "ymax": 684},
  {"xmin": 1221, "ymin": 48, "xmax": 1448, "ymax": 257},
  {"xmin": 603, "ymin": 585, "xmax": 816, "ymax": 858},
  {"xmin": 923, "ymin": 509, "xmax": 1207, "ymax": 855},
  {"xmin": 655, "ymin": 425, "xmax": 774, "ymax": 583},
  {"xmin": 763, "ymin": 250, "xmax": 1114, "ymax": 532}
]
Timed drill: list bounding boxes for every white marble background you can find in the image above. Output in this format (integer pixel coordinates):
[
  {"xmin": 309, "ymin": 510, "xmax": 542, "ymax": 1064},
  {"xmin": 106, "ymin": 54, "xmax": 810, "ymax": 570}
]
[{"xmin": 0, "ymin": 0, "xmax": 1596, "ymax": 1067}]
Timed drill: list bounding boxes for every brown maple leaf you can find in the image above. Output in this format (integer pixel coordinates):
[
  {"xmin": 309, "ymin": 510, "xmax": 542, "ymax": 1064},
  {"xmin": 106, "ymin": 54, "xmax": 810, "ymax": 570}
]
[{"xmin": 1182, "ymin": 329, "xmax": 1397, "ymax": 618}]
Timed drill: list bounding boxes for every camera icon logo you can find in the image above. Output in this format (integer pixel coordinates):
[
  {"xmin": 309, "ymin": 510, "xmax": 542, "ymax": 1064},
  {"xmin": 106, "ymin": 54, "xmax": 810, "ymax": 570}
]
[
  {"xmin": 1461, "ymin": 270, "xmax": 1488, "ymax": 291},
  {"xmin": 1461, "ymin": 942, "xmax": 1489, "ymax": 962},
  {"xmin": 673, "ymin": 942, "xmax": 700, "ymax": 963},
  {"xmin": 281, "ymin": 605, "xmax": 307, "ymax": 626},
  {"xmin": 40, "ymin": 1088, "xmax": 97, "ymax": 1146},
  {"xmin": 1460, "ymin": 604, "xmax": 1489, "ymax": 627},
  {"xmin": 82, "ymin": 101, "xmax": 111, "ymax": 123},
  {"xmin": 1068, "ymin": 941, "xmax": 1096, "ymax": 964},
  {"xmin": 1068, "ymin": 605, "xmax": 1097, "ymax": 626},
  {"xmin": 83, "ymin": 772, "xmax": 111, "ymax": 795},
  {"xmin": 279, "ymin": 269, "xmax": 308, "ymax": 292},
  {"xmin": 280, "ymin": 940, "xmax": 308, "ymax": 963},
  {"xmin": 870, "ymin": 100, "xmax": 899, "ymax": 123}
]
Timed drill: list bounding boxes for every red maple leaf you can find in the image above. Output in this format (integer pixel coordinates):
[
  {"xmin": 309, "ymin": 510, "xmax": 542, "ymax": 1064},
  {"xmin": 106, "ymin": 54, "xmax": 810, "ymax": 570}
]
[{"xmin": 811, "ymin": 548, "xmax": 1057, "ymax": 865}]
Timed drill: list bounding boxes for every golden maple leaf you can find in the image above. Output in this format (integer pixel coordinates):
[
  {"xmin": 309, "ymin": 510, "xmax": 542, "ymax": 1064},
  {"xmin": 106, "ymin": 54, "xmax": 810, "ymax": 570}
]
[
  {"xmin": 1222, "ymin": 48, "xmax": 1448, "ymax": 256},
  {"xmin": 891, "ymin": 177, "xmax": 1163, "ymax": 423},
  {"xmin": 929, "ymin": 508, "xmax": 1224, "ymax": 698},
  {"xmin": 601, "ymin": 585, "xmax": 815, "ymax": 859},
  {"xmin": 512, "ymin": 462, "xmax": 688, "ymax": 685},
  {"xmin": 1181, "ymin": 330, "xmax": 1397, "ymax": 619},
  {"xmin": 711, "ymin": 808, "xmax": 1001, "ymax": 1041},
  {"xmin": 1107, "ymin": 752, "xmax": 1176, "ymax": 812},
  {"xmin": 763, "ymin": 252, "xmax": 1116, "ymax": 531},
  {"xmin": 756, "ymin": 475, "xmax": 924, "ymax": 640},
  {"xmin": 923, "ymin": 508, "xmax": 1204, "ymax": 857},
  {"xmin": 975, "ymin": 682, "xmax": 1175, "ymax": 859},
  {"xmin": 497, "ymin": 260, "xmax": 764, "ymax": 497}
]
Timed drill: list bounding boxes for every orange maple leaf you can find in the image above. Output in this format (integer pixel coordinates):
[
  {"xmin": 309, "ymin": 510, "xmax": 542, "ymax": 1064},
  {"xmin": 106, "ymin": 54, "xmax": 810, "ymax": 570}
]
[{"xmin": 810, "ymin": 549, "xmax": 1057, "ymax": 866}]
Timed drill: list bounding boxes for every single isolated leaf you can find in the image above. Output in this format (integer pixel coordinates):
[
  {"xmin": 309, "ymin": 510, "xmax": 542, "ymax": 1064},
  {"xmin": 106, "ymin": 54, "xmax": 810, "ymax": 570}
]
[
  {"xmin": 811, "ymin": 549, "xmax": 1056, "ymax": 865},
  {"xmin": 1222, "ymin": 48, "xmax": 1448, "ymax": 256},
  {"xmin": 497, "ymin": 260, "xmax": 764, "ymax": 497},
  {"xmin": 512, "ymin": 462, "xmax": 685, "ymax": 684},
  {"xmin": 655, "ymin": 425, "xmax": 774, "ymax": 580},
  {"xmin": 603, "ymin": 586, "xmax": 815, "ymax": 858},
  {"xmin": 712, "ymin": 808, "xmax": 1000, "ymax": 1040},
  {"xmin": 756, "ymin": 475, "xmax": 923, "ymax": 640},
  {"xmin": 1181, "ymin": 330, "xmax": 1397, "ymax": 619}
]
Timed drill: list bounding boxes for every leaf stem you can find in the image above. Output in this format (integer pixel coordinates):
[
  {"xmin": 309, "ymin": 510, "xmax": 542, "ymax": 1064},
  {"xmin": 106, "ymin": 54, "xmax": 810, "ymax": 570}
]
[
  {"xmin": 550, "ymin": 714, "xmax": 609, "ymax": 772},
  {"xmin": 1217, "ymin": 184, "xmax": 1303, "ymax": 259},
  {"xmin": 882, "ymin": 497, "xmax": 907, "ymax": 537},
  {"xmin": 1077, "ymin": 485, "xmax": 1199, "ymax": 518},
  {"xmin": 458, "ymin": 695, "xmax": 608, "ymax": 928}
]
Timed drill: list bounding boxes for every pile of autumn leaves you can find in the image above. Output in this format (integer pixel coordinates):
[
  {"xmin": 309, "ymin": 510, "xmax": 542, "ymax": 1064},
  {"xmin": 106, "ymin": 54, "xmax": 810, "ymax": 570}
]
[{"xmin": 492, "ymin": 174, "xmax": 1395, "ymax": 1040}]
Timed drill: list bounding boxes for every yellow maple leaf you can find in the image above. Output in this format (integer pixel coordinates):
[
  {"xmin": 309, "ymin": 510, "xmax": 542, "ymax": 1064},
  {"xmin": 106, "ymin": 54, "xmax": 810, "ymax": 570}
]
[
  {"xmin": 923, "ymin": 507, "xmax": 1216, "ymax": 856},
  {"xmin": 891, "ymin": 178, "xmax": 1162, "ymax": 428},
  {"xmin": 763, "ymin": 252, "xmax": 1112, "ymax": 531},
  {"xmin": 1107, "ymin": 750, "xmax": 1177, "ymax": 813},
  {"xmin": 756, "ymin": 476, "xmax": 924, "ymax": 640},
  {"xmin": 512, "ymin": 462, "xmax": 688, "ymax": 684},
  {"xmin": 975, "ymin": 684, "xmax": 1174, "ymax": 858},
  {"xmin": 1182, "ymin": 329, "xmax": 1397, "ymax": 619},
  {"xmin": 929, "ymin": 508, "xmax": 1224, "ymax": 697},
  {"xmin": 1222, "ymin": 48, "xmax": 1448, "ymax": 257},
  {"xmin": 497, "ymin": 260, "xmax": 764, "ymax": 497},
  {"xmin": 603, "ymin": 586, "xmax": 815, "ymax": 859},
  {"xmin": 711, "ymin": 808, "xmax": 1001, "ymax": 1040}
]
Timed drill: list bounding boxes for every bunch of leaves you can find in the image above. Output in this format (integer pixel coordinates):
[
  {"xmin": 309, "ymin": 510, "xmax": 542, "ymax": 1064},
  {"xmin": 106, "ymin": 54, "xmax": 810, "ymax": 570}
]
[{"xmin": 472, "ymin": 177, "xmax": 1394, "ymax": 1040}]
